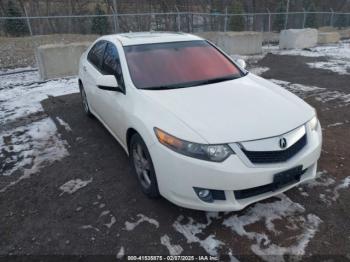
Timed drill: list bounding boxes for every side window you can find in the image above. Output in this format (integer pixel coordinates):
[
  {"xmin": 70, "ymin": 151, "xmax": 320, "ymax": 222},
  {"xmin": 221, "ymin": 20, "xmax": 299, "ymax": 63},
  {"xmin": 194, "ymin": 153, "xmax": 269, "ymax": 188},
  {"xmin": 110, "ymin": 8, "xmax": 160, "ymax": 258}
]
[
  {"xmin": 87, "ymin": 41, "xmax": 106, "ymax": 69},
  {"xmin": 102, "ymin": 43, "xmax": 125, "ymax": 88}
]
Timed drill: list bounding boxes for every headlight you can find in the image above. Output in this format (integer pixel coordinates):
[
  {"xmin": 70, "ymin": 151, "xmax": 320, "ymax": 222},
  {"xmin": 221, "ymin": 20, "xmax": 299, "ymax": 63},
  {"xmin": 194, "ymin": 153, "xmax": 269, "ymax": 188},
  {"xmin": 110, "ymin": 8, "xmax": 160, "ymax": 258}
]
[
  {"xmin": 309, "ymin": 115, "xmax": 319, "ymax": 131},
  {"xmin": 154, "ymin": 128, "xmax": 234, "ymax": 162}
]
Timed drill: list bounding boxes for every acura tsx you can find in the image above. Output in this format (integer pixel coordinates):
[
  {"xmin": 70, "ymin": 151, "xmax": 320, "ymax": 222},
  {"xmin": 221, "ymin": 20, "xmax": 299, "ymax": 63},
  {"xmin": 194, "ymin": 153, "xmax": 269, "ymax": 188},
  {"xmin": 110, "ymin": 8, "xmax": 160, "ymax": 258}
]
[{"xmin": 78, "ymin": 32, "xmax": 322, "ymax": 211}]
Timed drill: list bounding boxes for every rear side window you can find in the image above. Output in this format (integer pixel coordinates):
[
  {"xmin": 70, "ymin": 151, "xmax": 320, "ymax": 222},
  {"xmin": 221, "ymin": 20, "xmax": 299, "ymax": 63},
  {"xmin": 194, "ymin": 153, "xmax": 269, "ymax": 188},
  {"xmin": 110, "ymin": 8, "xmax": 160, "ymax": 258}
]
[
  {"xmin": 87, "ymin": 41, "xmax": 106, "ymax": 69},
  {"xmin": 102, "ymin": 43, "xmax": 124, "ymax": 87}
]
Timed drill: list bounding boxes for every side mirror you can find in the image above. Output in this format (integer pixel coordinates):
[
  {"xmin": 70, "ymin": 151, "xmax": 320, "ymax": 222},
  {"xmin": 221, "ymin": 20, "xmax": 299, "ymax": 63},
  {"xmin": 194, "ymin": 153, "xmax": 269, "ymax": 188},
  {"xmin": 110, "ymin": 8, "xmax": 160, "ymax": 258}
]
[
  {"xmin": 96, "ymin": 75, "xmax": 124, "ymax": 93},
  {"xmin": 236, "ymin": 59, "xmax": 247, "ymax": 69}
]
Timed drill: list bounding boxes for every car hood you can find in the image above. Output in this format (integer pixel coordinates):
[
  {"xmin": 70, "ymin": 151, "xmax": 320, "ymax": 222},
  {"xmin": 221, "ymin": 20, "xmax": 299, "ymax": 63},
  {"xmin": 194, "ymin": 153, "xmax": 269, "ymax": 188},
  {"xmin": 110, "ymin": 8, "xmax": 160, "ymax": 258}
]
[{"xmin": 140, "ymin": 74, "xmax": 315, "ymax": 144}]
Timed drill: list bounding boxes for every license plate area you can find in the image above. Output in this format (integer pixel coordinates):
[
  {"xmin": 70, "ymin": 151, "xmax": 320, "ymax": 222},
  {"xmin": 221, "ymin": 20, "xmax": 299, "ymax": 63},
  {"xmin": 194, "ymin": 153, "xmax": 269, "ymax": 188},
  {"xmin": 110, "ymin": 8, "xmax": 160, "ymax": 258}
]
[{"xmin": 273, "ymin": 165, "xmax": 303, "ymax": 191}]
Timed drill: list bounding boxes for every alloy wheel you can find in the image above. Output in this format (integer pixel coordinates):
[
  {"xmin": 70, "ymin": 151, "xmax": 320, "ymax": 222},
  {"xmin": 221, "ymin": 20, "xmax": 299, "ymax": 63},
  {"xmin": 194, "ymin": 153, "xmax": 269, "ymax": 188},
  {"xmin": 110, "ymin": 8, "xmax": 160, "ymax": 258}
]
[{"xmin": 132, "ymin": 143, "xmax": 152, "ymax": 189}]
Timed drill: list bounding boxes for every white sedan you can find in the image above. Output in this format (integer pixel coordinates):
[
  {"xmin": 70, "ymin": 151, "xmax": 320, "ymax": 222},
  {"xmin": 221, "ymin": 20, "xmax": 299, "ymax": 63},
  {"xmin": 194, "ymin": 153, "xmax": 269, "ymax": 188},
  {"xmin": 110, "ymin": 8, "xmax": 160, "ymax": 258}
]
[{"xmin": 78, "ymin": 32, "xmax": 322, "ymax": 211}]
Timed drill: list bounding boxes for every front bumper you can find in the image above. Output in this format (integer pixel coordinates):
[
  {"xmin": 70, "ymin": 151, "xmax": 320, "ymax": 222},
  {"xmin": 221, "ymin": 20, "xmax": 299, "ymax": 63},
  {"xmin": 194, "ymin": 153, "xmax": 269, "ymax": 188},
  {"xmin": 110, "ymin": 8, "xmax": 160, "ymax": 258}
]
[{"xmin": 148, "ymin": 124, "xmax": 322, "ymax": 211}]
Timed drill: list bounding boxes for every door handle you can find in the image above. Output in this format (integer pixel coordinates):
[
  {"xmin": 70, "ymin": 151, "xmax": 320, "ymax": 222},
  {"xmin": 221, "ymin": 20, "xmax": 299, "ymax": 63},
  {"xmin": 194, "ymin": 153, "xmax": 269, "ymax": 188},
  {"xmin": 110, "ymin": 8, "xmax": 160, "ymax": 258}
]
[{"xmin": 83, "ymin": 66, "xmax": 87, "ymax": 72}]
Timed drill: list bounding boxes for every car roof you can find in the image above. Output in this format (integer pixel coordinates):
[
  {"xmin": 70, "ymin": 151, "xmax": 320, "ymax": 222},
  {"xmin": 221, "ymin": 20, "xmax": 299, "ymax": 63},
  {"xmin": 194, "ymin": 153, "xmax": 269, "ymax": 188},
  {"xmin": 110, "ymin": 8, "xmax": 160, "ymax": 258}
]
[{"xmin": 102, "ymin": 32, "xmax": 203, "ymax": 46}]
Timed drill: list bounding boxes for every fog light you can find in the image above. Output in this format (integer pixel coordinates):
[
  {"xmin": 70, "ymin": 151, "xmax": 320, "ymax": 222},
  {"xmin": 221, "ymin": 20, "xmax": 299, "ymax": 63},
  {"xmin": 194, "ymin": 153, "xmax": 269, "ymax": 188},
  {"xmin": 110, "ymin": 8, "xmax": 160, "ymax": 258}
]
[
  {"xmin": 198, "ymin": 189, "xmax": 210, "ymax": 198},
  {"xmin": 193, "ymin": 187, "xmax": 213, "ymax": 203}
]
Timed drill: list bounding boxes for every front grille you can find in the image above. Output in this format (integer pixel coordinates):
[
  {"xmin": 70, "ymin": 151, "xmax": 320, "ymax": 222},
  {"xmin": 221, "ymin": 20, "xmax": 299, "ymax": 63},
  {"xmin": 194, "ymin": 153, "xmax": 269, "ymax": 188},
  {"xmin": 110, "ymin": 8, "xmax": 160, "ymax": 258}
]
[
  {"xmin": 234, "ymin": 167, "xmax": 307, "ymax": 200},
  {"xmin": 242, "ymin": 134, "xmax": 307, "ymax": 164}
]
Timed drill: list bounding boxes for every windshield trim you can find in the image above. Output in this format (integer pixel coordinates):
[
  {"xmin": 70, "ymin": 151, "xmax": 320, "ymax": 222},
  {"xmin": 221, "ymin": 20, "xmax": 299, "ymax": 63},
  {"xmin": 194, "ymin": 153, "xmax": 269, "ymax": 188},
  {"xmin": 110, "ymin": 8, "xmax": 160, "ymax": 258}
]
[
  {"xmin": 139, "ymin": 74, "xmax": 242, "ymax": 90},
  {"xmin": 123, "ymin": 40, "xmax": 245, "ymax": 90}
]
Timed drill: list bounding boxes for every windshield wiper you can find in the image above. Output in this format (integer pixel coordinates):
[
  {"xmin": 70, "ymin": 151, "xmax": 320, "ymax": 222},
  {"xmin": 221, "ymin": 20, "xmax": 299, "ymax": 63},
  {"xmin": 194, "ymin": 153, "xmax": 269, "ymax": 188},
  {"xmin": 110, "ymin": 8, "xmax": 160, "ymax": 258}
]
[
  {"xmin": 140, "ymin": 84, "xmax": 187, "ymax": 90},
  {"xmin": 194, "ymin": 75, "xmax": 239, "ymax": 86}
]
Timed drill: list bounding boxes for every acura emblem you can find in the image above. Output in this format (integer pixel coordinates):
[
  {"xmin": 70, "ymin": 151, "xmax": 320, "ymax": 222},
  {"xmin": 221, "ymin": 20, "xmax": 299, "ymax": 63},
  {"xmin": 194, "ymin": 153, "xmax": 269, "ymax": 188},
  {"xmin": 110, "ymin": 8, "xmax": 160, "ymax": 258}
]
[{"xmin": 279, "ymin": 137, "xmax": 287, "ymax": 149}]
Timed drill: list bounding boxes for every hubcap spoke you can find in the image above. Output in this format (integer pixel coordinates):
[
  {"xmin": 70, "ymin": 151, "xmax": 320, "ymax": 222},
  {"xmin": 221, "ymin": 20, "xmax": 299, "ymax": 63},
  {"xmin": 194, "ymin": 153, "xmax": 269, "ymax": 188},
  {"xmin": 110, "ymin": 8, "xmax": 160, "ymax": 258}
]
[
  {"xmin": 142, "ymin": 170, "xmax": 152, "ymax": 186},
  {"xmin": 133, "ymin": 143, "xmax": 152, "ymax": 189}
]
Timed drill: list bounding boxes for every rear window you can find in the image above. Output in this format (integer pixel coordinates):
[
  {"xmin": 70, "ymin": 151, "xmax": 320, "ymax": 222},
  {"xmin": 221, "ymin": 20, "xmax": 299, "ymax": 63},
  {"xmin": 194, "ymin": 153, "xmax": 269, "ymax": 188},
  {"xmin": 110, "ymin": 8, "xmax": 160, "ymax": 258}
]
[{"xmin": 124, "ymin": 40, "xmax": 242, "ymax": 90}]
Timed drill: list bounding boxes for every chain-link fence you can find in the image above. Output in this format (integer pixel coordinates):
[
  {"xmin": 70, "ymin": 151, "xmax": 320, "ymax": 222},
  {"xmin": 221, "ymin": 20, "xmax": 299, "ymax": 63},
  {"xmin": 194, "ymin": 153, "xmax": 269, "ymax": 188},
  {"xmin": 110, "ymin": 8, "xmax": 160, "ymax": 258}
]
[
  {"xmin": 0, "ymin": 11, "xmax": 349, "ymax": 69},
  {"xmin": 1, "ymin": 11, "xmax": 350, "ymax": 36}
]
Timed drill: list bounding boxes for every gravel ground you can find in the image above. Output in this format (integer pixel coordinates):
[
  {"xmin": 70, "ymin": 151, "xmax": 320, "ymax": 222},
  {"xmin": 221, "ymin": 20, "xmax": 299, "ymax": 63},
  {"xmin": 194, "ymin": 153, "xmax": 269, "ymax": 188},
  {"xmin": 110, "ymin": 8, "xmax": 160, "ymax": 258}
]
[{"xmin": 0, "ymin": 45, "xmax": 349, "ymax": 261}]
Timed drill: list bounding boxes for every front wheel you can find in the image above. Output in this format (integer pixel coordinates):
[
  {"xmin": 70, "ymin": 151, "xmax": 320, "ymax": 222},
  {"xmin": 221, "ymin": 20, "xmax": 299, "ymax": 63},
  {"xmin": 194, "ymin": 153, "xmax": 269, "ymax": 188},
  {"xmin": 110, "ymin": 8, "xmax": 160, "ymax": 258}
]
[{"xmin": 130, "ymin": 134, "xmax": 160, "ymax": 198}]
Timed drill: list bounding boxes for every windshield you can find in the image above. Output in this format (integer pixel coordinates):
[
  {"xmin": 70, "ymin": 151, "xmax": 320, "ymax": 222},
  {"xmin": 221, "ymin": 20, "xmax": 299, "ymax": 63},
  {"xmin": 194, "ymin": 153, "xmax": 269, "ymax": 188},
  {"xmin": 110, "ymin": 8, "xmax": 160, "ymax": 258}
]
[{"xmin": 124, "ymin": 40, "xmax": 243, "ymax": 90}]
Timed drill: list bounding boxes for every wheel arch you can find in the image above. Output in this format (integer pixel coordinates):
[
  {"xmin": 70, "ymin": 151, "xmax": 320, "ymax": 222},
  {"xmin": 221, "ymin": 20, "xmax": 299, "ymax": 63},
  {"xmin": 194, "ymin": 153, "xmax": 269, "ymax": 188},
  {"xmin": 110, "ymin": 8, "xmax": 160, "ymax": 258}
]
[
  {"xmin": 126, "ymin": 127, "xmax": 139, "ymax": 153},
  {"xmin": 125, "ymin": 123, "xmax": 157, "ymax": 156}
]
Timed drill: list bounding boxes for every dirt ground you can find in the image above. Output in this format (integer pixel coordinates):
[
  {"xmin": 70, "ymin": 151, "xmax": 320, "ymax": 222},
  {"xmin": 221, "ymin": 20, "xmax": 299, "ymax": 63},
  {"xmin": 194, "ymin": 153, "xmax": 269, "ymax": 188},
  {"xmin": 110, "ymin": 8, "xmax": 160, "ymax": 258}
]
[{"xmin": 0, "ymin": 50, "xmax": 349, "ymax": 261}]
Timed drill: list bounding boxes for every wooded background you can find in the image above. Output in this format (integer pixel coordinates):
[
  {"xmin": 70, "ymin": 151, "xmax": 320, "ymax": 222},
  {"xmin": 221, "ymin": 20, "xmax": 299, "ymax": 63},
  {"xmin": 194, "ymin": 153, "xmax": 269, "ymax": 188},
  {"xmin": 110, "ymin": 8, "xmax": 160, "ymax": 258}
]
[
  {"xmin": 1, "ymin": 0, "xmax": 350, "ymax": 36},
  {"xmin": 1, "ymin": 0, "xmax": 349, "ymax": 15}
]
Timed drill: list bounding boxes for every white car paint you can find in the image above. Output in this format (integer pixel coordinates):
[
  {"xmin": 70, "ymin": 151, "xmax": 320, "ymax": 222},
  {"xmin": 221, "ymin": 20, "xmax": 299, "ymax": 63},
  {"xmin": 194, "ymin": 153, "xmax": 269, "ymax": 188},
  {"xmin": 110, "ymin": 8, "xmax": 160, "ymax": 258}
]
[{"xmin": 79, "ymin": 32, "xmax": 322, "ymax": 211}]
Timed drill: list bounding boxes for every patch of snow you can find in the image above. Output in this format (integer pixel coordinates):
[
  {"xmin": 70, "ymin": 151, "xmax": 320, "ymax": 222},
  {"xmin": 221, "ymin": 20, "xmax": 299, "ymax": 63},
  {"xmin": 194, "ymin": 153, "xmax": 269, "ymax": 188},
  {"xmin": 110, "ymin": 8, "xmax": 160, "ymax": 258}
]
[
  {"xmin": 173, "ymin": 215, "xmax": 224, "ymax": 256},
  {"xmin": 249, "ymin": 67, "xmax": 270, "ymax": 76},
  {"xmin": 331, "ymin": 176, "xmax": 350, "ymax": 202},
  {"xmin": 0, "ymin": 66, "xmax": 37, "ymax": 75},
  {"xmin": 99, "ymin": 210, "xmax": 111, "ymax": 217},
  {"xmin": 266, "ymin": 40, "xmax": 350, "ymax": 75},
  {"xmin": 270, "ymin": 79, "xmax": 324, "ymax": 96},
  {"xmin": 56, "ymin": 117, "xmax": 72, "ymax": 132},
  {"xmin": 223, "ymin": 194, "xmax": 322, "ymax": 260},
  {"xmin": 0, "ymin": 70, "xmax": 39, "ymax": 88},
  {"xmin": 307, "ymin": 61, "xmax": 350, "ymax": 75},
  {"xmin": 228, "ymin": 251, "xmax": 240, "ymax": 262},
  {"xmin": 304, "ymin": 171, "xmax": 349, "ymax": 205},
  {"xmin": 160, "ymin": 234, "xmax": 183, "ymax": 255},
  {"xmin": 232, "ymin": 53, "xmax": 267, "ymax": 64},
  {"xmin": 270, "ymin": 79, "xmax": 350, "ymax": 106},
  {"xmin": 304, "ymin": 171, "xmax": 335, "ymax": 188},
  {"xmin": 251, "ymin": 214, "xmax": 321, "ymax": 261},
  {"xmin": 327, "ymin": 122, "xmax": 347, "ymax": 128},
  {"xmin": 0, "ymin": 74, "xmax": 78, "ymax": 124},
  {"xmin": 125, "ymin": 214, "xmax": 159, "ymax": 231},
  {"xmin": 0, "ymin": 71, "xmax": 77, "ymax": 189},
  {"xmin": 267, "ymin": 40, "xmax": 350, "ymax": 58},
  {"xmin": 117, "ymin": 247, "xmax": 125, "ymax": 259},
  {"xmin": 300, "ymin": 191, "xmax": 309, "ymax": 197},
  {"xmin": 105, "ymin": 215, "xmax": 117, "ymax": 229},
  {"xmin": 0, "ymin": 118, "xmax": 69, "ymax": 192},
  {"xmin": 337, "ymin": 176, "xmax": 350, "ymax": 189},
  {"xmin": 80, "ymin": 225, "xmax": 100, "ymax": 232},
  {"xmin": 59, "ymin": 178, "xmax": 92, "ymax": 196}
]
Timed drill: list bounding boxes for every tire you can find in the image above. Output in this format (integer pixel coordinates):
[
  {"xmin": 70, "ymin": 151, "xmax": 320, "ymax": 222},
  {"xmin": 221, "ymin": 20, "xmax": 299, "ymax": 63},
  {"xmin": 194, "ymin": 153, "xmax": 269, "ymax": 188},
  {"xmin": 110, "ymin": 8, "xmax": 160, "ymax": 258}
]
[
  {"xmin": 79, "ymin": 82, "xmax": 93, "ymax": 117},
  {"xmin": 129, "ymin": 133, "xmax": 160, "ymax": 198}
]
